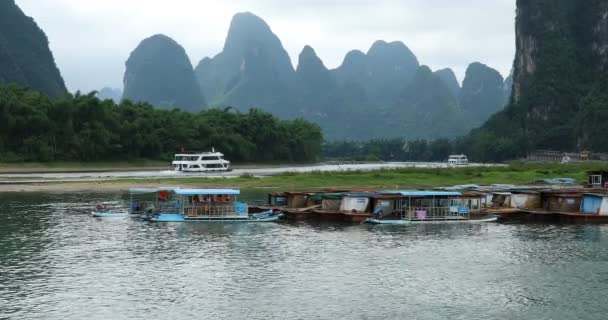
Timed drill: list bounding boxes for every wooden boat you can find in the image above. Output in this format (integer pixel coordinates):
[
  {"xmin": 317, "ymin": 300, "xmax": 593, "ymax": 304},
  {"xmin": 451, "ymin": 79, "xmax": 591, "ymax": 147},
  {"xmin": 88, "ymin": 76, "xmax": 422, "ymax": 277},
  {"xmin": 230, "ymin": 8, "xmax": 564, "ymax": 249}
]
[
  {"xmin": 147, "ymin": 189, "xmax": 283, "ymax": 223},
  {"xmin": 364, "ymin": 215, "xmax": 498, "ymax": 225}
]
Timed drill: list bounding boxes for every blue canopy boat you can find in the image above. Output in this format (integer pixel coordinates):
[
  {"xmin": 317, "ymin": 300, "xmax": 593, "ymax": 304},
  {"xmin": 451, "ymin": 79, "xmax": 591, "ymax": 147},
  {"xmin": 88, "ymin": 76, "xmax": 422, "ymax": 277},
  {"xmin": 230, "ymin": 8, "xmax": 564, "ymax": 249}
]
[
  {"xmin": 363, "ymin": 190, "xmax": 498, "ymax": 225},
  {"xmin": 148, "ymin": 189, "xmax": 282, "ymax": 223}
]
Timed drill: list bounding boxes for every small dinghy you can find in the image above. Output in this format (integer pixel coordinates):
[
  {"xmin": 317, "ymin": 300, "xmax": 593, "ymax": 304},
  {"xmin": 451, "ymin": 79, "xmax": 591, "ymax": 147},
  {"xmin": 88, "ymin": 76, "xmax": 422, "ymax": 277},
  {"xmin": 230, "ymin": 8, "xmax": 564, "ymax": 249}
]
[
  {"xmin": 250, "ymin": 210, "xmax": 284, "ymax": 222},
  {"xmin": 91, "ymin": 210, "xmax": 129, "ymax": 218},
  {"xmin": 364, "ymin": 215, "xmax": 498, "ymax": 225},
  {"xmin": 91, "ymin": 203, "xmax": 128, "ymax": 218}
]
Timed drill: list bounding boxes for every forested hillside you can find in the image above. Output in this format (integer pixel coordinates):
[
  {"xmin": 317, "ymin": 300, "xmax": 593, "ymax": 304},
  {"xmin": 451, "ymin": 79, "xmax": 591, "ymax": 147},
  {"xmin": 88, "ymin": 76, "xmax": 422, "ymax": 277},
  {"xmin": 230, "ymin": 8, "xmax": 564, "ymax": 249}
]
[
  {"xmin": 0, "ymin": 0, "xmax": 66, "ymax": 98},
  {"xmin": 0, "ymin": 85, "xmax": 321, "ymax": 162},
  {"xmin": 459, "ymin": 0, "xmax": 608, "ymax": 161}
]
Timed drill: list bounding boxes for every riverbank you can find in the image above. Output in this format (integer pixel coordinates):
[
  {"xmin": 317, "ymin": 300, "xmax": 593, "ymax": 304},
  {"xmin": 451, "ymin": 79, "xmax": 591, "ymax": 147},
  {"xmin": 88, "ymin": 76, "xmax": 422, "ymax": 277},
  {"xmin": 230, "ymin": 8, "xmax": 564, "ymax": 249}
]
[
  {"xmin": 0, "ymin": 162, "xmax": 604, "ymax": 193},
  {"xmin": 0, "ymin": 160, "xmax": 168, "ymax": 173}
]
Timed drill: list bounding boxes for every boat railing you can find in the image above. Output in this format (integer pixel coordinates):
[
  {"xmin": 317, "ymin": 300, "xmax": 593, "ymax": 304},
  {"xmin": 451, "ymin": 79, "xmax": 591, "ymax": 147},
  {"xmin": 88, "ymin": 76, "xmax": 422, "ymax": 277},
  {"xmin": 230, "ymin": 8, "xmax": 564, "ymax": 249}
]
[
  {"xmin": 130, "ymin": 200, "xmax": 155, "ymax": 214},
  {"xmin": 400, "ymin": 206, "xmax": 470, "ymax": 220},
  {"xmin": 182, "ymin": 204, "xmax": 241, "ymax": 217}
]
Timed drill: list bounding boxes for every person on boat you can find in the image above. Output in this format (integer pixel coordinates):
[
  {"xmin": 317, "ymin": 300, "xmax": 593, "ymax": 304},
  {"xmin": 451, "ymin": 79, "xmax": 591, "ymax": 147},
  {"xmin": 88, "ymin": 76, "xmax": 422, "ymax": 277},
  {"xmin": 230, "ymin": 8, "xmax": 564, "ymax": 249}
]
[{"xmin": 373, "ymin": 204, "xmax": 383, "ymax": 218}]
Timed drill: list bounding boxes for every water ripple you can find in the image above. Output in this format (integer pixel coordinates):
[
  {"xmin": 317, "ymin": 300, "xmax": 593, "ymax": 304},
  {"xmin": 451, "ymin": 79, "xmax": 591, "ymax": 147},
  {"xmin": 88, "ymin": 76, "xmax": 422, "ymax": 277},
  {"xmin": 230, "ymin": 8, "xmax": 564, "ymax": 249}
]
[{"xmin": 1, "ymin": 192, "xmax": 608, "ymax": 320}]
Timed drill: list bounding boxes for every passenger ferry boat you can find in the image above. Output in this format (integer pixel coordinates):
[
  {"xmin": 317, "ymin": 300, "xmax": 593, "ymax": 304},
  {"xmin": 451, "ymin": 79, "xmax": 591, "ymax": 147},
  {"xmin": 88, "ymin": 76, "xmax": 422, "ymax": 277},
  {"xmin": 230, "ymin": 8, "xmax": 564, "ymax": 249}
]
[
  {"xmin": 447, "ymin": 154, "xmax": 469, "ymax": 166},
  {"xmin": 172, "ymin": 149, "xmax": 230, "ymax": 172},
  {"xmin": 144, "ymin": 188, "xmax": 282, "ymax": 223}
]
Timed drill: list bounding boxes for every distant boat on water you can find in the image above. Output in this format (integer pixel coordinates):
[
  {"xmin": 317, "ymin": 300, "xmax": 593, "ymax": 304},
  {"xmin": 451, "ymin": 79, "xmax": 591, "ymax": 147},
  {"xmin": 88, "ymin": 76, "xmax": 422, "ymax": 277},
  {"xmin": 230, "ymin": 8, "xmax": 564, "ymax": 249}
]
[
  {"xmin": 447, "ymin": 154, "xmax": 469, "ymax": 166},
  {"xmin": 171, "ymin": 148, "xmax": 231, "ymax": 172}
]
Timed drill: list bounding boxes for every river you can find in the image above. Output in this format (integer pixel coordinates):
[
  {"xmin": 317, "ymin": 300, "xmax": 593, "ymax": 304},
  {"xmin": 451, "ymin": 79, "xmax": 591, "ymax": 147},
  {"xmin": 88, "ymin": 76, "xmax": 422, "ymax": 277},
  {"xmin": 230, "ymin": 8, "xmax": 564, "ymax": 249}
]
[{"xmin": 1, "ymin": 192, "xmax": 607, "ymax": 320}]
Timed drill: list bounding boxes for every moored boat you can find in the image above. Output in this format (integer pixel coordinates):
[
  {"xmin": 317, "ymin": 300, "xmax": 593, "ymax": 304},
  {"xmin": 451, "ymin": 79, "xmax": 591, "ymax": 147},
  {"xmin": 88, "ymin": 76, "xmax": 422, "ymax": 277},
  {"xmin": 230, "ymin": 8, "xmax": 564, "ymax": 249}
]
[
  {"xmin": 91, "ymin": 210, "xmax": 129, "ymax": 218},
  {"xmin": 362, "ymin": 190, "xmax": 495, "ymax": 225},
  {"xmin": 147, "ymin": 189, "xmax": 282, "ymax": 223},
  {"xmin": 91, "ymin": 203, "xmax": 128, "ymax": 217}
]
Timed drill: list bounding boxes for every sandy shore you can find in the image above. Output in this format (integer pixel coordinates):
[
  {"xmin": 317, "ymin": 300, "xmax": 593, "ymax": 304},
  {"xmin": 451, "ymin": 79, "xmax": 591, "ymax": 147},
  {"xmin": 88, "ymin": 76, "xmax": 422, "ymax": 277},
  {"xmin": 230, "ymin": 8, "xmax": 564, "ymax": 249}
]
[{"xmin": 0, "ymin": 182, "xmax": 201, "ymax": 193}]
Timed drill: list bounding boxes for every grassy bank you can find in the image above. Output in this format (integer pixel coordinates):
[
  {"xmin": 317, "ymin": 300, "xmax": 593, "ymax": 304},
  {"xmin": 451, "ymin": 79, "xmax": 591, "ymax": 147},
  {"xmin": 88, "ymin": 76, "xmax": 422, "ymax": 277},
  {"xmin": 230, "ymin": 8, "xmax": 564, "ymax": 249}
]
[{"xmin": 106, "ymin": 162, "xmax": 608, "ymax": 190}]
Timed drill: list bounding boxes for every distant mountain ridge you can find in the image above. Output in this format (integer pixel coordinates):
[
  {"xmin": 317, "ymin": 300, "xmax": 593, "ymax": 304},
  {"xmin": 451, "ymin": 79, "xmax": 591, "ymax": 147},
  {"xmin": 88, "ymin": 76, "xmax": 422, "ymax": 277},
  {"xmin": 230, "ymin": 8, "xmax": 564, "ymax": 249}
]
[
  {"xmin": 0, "ymin": 0, "xmax": 66, "ymax": 97},
  {"xmin": 119, "ymin": 11, "xmax": 511, "ymax": 140}
]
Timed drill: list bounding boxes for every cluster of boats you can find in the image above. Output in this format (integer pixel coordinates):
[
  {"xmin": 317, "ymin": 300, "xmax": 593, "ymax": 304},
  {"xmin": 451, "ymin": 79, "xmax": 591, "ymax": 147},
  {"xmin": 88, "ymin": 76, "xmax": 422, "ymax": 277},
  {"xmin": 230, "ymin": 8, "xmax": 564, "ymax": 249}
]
[{"xmin": 92, "ymin": 187, "xmax": 499, "ymax": 225}]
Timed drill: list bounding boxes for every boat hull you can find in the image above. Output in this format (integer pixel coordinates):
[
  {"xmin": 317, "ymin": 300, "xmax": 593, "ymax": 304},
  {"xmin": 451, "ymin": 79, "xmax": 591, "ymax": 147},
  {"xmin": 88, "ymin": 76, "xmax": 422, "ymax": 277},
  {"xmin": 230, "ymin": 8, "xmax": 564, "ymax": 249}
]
[
  {"xmin": 364, "ymin": 216, "xmax": 498, "ymax": 225},
  {"xmin": 149, "ymin": 212, "xmax": 282, "ymax": 223},
  {"xmin": 91, "ymin": 211, "xmax": 128, "ymax": 218}
]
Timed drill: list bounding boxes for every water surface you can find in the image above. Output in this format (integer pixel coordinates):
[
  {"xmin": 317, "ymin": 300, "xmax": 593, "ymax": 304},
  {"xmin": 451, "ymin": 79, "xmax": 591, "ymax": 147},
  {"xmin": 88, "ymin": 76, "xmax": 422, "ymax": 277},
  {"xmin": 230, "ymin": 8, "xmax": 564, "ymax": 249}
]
[{"xmin": 1, "ymin": 192, "xmax": 607, "ymax": 320}]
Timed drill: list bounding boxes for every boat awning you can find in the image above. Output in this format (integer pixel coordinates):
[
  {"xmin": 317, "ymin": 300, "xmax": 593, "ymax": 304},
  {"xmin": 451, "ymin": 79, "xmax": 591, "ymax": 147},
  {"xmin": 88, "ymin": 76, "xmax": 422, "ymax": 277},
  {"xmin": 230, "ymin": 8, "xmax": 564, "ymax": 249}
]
[
  {"xmin": 174, "ymin": 189, "xmax": 240, "ymax": 195},
  {"xmin": 379, "ymin": 190, "xmax": 462, "ymax": 197},
  {"xmin": 129, "ymin": 187, "xmax": 179, "ymax": 194},
  {"xmin": 583, "ymin": 193, "xmax": 608, "ymax": 198}
]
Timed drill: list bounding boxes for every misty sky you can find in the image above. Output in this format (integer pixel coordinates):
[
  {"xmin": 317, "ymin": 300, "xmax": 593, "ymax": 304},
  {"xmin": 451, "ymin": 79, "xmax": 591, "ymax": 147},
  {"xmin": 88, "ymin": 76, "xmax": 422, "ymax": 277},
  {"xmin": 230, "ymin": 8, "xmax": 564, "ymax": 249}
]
[{"xmin": 15, "ymin": 0, "xmax": 516, "ymax": 93}]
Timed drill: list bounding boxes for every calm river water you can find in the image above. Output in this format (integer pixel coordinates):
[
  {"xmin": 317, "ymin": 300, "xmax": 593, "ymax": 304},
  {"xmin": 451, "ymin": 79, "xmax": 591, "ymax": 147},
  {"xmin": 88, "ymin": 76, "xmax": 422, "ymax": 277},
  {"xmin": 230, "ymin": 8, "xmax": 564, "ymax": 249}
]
[{"xmin": 1, "ymin": 192, "xmax": 608, "ymax": 320}]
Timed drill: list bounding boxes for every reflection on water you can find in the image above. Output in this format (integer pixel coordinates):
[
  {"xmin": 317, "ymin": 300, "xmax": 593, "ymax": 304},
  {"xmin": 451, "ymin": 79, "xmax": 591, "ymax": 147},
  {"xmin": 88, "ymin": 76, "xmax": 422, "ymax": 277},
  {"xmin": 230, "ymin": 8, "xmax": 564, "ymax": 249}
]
[{"xmin": 1, "ymin": 192, "xmax": 608, "ymax": 320}]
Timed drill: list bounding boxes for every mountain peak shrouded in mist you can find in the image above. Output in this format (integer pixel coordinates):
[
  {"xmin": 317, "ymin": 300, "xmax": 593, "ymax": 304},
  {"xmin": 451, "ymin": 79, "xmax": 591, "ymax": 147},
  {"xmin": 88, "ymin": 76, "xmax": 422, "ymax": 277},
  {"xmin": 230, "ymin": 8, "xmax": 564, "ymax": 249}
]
[
  {"xmin": 96, "ymin": 87, "xmax": 122, "ymax": 103},
  {"xmin": 330, "ymin": 40, "xmax": 420, "ymax": 107},
  {"xmin": 122, "ymin": 34, "xmax": 206, "ymax": 111},
  {"xmin": 297, "ymin": 45, "xmax": 329, "ymax": 75},
  {"xmin": 191, "ymin": 12, "xmax": 507, "ymax": 140},
  {"xmin": 394, "ymin": 65, "xmax": 465, "ymax": 139},
  {"xmin": 0, "ymin": 0, "xmax": 67, "ymax": 97},
  {"xmin": 434, "ymin": 68, "xmax": 461, "ymax": 98},
  {"xmin": 194, "ymin": 12, "xmax": 294, "ymax": 115},
  {"xmin": 459, "ymin": 62, "xmax": 505, "ymax": 127}
]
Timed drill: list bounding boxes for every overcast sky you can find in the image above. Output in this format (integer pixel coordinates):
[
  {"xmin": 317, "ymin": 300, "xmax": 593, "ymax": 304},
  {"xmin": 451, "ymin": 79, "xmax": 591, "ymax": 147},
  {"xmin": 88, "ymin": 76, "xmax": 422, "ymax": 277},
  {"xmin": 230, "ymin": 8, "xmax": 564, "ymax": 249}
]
[{"xmin": 16, "ymin": 0, "xmax": 516, "ymax": 93}]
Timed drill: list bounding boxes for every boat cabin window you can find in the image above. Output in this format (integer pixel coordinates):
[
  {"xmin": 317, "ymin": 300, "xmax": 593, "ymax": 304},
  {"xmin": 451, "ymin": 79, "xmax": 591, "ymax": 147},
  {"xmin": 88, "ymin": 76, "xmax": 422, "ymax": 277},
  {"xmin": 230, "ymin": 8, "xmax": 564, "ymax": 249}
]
[
  {"xmin": 394, "ymin": 199, "xmax": 410, "ymax": 210},
  {"xmin": 175, "ymin": 156, "xmax": 199, "ymax": 161},
  {"xmin": 201, "ymin": 156, "xmax": 222, "ymax": 161},
  {"xmin": 184, "ymin": 194, "xmax": 235, "ymax": 204}
]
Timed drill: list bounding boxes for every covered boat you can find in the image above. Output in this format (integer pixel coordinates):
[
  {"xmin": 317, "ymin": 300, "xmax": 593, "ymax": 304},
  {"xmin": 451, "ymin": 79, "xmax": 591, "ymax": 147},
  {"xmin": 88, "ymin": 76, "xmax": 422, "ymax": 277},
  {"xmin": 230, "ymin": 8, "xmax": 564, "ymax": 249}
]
[
  {"xmin": 363, "ymin": 190, "xmax": 497, "ymax": 224},
  {"xmin": 148, "ymin": 189, "xmax": 282, "ymax": 222}
]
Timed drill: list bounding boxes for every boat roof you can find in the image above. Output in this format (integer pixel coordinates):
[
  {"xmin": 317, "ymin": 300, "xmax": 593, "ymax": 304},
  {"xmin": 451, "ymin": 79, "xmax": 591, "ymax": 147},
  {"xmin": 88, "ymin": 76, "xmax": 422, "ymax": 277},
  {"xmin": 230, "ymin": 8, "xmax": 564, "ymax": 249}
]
[
  {"xmin": 175, "ymin": 152, "xmax": 224, "ymax": 156},
  {"xmin": 379, "ymin": 190, "xmax": 462, "ymax": 197},
  {"xmin": 583, "ymin": 193, "xmax": 608, "ymax": 198},
  {"xmin": 173, "ymin": 189, "xmax": 240, "ymax": 195},
  {"xmin": 129, "ymin": 187, "xmax": 180, "ymax": 194}
]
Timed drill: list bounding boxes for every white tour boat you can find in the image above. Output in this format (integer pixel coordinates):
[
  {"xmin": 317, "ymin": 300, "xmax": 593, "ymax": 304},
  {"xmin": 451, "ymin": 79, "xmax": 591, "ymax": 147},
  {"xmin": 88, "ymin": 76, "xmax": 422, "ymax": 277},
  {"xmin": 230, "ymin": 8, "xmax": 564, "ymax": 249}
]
[
  {"xmin": 447, "ymin": 154, "xmax": 469, "ymax": 166},
  {"xmin": 172, "ymin": 149, "xmax": 231, "ymax": 172}
]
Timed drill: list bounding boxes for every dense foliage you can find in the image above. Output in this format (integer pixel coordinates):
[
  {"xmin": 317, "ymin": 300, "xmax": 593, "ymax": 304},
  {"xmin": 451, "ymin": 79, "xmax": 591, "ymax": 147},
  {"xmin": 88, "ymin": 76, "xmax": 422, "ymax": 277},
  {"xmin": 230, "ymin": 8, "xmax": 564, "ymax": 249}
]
[
  {"xmin": 0, "ymin": 0, "xmax": 67, "ymax": 98},
  {"xmin": 0, "ymin": 86, "xmax": 322, "ymax": 162}
]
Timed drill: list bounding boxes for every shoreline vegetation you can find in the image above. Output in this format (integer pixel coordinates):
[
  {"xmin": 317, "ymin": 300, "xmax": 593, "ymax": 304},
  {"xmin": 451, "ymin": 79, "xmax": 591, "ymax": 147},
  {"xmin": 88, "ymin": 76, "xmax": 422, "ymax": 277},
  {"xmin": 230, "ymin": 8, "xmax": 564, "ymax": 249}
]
[{"xmin": 0, "ymin": 162, "xmax": 604, "ymax": 193}]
